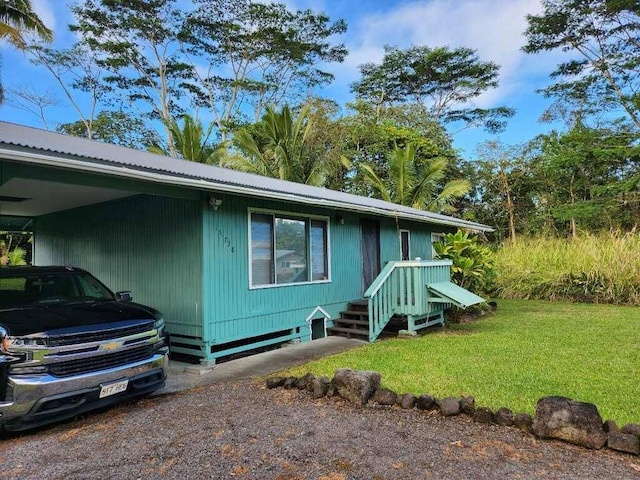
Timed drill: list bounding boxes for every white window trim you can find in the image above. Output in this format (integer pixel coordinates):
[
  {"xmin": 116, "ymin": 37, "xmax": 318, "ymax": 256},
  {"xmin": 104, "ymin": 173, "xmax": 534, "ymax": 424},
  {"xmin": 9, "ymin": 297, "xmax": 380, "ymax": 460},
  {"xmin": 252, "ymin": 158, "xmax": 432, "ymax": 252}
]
[
  {"xmin": 399, "ymin": 229, "xmax": 411, "ymax": 261},
  {"xmin": 431, "ymin": 232, "xmax": 446, "ymax": 259},
  {"xmin": 248, "ymin": 208, "xmax": 332, "ymax": 290}
]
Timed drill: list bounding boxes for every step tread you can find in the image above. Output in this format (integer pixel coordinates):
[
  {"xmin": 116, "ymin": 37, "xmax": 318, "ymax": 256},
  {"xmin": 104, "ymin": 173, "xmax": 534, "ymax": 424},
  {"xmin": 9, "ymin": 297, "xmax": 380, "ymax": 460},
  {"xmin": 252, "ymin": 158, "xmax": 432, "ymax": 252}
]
[
  {"xmin": 340, "ymin": 311, "xmax": 370, "ymax": 318},
  {"xmin": 327, "ymin": 326, "xmax": 369, "ymax": 336},
  {"xmin": 335, "ymin": 318, "xmax": 370, "ymax": 326}
]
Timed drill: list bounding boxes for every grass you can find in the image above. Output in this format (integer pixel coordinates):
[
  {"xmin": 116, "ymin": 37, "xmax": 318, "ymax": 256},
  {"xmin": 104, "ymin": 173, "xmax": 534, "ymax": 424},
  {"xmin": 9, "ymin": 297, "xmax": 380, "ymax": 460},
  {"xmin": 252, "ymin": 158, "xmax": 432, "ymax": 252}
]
[
  {"xmin": 285, "ymin": 299, "xmax": 640, "ymax": 425},
  {"xmin": 492, "ymin": 232, "xmax": 640, "ymax": 304}
]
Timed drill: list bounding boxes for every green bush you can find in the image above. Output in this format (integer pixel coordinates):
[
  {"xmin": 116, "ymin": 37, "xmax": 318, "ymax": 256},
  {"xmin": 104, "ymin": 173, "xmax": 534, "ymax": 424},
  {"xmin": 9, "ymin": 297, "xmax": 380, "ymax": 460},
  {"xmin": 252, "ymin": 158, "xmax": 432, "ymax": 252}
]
[
  {"xmin": 432, "ymin": 229, "xmax": 495, "ymax": 294},
  {"xmin": 493, "ymin": 232, "xmax": 640, "ymax": 304}
]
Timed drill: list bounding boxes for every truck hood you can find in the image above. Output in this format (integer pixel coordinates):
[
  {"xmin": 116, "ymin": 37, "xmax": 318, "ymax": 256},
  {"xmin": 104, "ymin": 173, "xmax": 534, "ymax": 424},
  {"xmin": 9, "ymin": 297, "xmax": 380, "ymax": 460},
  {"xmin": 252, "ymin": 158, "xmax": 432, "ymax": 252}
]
[{"xmin": 0, "ymin": 301, "xmax": 161, "ymax": 337}]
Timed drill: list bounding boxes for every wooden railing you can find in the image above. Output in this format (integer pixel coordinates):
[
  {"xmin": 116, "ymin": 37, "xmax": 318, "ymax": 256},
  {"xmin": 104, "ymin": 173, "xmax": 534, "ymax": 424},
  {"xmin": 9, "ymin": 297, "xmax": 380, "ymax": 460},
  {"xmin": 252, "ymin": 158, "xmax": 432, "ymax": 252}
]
[{"xmin": 363, "ymin": 260, "xmax": 452, "ymax": 342}]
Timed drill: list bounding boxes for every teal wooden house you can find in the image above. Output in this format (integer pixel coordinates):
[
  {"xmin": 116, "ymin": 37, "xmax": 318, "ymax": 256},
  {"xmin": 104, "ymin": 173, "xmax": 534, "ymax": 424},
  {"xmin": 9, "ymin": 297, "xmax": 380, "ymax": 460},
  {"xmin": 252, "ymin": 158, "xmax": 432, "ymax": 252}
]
[{"xmin": 0, "ymin": 122, "xmax": 490, "ymax": 363}]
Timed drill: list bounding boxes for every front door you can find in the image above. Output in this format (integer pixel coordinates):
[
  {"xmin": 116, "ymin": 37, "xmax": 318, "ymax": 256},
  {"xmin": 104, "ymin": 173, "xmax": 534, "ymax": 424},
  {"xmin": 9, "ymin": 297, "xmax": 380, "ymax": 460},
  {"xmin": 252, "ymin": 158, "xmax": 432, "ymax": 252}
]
[{"xmin": 361, "ymin": 219, "xmax": 381, "ymax": 294}]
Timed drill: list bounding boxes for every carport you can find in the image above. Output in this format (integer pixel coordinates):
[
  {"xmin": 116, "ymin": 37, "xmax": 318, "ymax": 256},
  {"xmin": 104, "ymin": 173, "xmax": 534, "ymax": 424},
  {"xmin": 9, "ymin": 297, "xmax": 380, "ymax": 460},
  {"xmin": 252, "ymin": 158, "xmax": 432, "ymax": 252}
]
[{"xmin": 0, "ymin": 123, "xmax": 208, "ymax": 350}]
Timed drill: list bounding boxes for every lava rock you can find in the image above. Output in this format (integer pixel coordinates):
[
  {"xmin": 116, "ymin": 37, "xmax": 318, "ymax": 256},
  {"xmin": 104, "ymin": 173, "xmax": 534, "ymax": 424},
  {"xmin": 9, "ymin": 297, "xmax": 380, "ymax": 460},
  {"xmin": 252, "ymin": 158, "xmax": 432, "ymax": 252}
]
[
  {"xmin": 296, "ymin": 372, "xmax": 315, "ymax": 390},
  {"xmin": 607, "ymin": 432, "xmax": 640, "ymax": 455},
  {"xmin": 474, "ymin": 407, "xmax": 495, "ymax": 424},
  {"xmin": 332, "ymin": 368, "xmax": 381, "ymax": 406},
  {"xmin": 266, "ymin": 377, "xmax": 286, "ymax": 389},
  {"xmin": 399, "ymin": 393, "xmax": 416, "ymax": 410},
  {"xmin": 283, "ymin": 376, "xmax": 297, "ymax": 389},
  {"xmin": 459, "ymin": 396, "xmax": 475, "ymax": 416},
  {"xmin": 621, "ymin": 423, "xmax": 640, "ymax": 438},
  {"xmin": 416, "ymin": 394, "xmax": 436, "ymax": 410},
  {"xmin": 438, "ymin": 397, "xmax": 461, "ymax": 416},
  {"xmin": 603, "ymin": 420, "xmax": 619, "ymax": 433},
  {"xmin": 371, "ymin": 388, "xmax": 398, "ymax": 406},
  {"xmin": 312, "ymin": 376, "xmax": 331, "ymax": 398},
  {"xmin": 495, "ymin": 407, "xmax": 514, "ymax": 426},
  {"xmin": 326, "ymin": 384, "xmax": 336, "ymax": 397},
  {"xmin": 532, "ymin": 396, "xmax": 607, "ymax": 449},
  {"xmin": 514, "ymin": 413, "xmax": 533, "ymax": 431}
]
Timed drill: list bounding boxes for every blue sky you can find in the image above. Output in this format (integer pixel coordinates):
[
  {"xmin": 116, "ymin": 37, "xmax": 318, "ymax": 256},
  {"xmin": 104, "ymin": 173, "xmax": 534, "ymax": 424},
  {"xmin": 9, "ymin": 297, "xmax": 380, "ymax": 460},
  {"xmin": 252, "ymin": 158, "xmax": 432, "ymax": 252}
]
[{"xmin": 1, "ymin": 0, "xmax": 564, "ymax": 159}]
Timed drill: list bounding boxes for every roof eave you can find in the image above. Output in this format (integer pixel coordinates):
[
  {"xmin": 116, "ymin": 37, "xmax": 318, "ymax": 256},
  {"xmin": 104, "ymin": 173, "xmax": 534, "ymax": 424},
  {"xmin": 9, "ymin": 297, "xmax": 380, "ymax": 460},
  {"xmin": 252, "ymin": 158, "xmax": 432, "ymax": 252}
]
[{"xmin": 0, "ymin": 146, "xmax": 494, "ymax": 232}]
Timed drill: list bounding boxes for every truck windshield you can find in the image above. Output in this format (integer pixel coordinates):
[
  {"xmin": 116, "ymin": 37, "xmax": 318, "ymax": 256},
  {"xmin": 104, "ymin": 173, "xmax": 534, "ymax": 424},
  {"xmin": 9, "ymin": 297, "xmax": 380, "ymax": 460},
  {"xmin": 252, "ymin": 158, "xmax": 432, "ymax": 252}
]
[{"xmin": 0, "ymin": 272, "xmax": 114, "ymax": 309}]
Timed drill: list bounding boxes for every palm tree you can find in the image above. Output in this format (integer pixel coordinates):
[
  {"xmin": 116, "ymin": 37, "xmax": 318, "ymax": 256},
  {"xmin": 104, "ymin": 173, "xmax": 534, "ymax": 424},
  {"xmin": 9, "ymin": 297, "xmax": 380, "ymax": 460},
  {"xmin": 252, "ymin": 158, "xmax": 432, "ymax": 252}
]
[
  {"xmin": 225, "ymin": 104, "xmax": 326, "ymax": 186},
  {"xmin": 150, "ymin": 114, "xmax": 224, "ymax": 165},
  {"xmin": 0, "ymin": 0, "xmax": 53, "ymax": 103},
  {"xmin": 360, "ymin": 144, "xmax": 471, "ymax": 213}
]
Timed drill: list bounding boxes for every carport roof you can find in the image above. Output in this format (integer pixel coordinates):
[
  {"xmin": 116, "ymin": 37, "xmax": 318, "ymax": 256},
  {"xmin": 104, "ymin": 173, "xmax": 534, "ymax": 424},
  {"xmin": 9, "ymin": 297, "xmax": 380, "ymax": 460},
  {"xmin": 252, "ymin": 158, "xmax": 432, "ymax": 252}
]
[{"xmin": 0, "ymin": 121, "xmax": 492, "ymax": 232}]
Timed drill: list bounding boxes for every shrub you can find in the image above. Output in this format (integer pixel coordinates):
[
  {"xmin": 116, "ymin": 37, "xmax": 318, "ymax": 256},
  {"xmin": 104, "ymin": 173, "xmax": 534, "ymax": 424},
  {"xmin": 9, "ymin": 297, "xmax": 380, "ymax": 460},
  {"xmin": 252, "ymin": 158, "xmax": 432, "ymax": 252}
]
[{"xmin": 432, "ymin": 229, "xmax": 495, "ymax": 294}]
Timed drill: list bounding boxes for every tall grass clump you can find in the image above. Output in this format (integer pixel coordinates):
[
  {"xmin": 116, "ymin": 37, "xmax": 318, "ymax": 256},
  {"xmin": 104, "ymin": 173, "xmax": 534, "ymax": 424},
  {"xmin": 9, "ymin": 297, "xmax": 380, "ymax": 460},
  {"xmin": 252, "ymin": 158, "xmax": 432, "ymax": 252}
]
[{"xmin": 493, "ymin": 231, "xmax": 640, "ymax": 304}]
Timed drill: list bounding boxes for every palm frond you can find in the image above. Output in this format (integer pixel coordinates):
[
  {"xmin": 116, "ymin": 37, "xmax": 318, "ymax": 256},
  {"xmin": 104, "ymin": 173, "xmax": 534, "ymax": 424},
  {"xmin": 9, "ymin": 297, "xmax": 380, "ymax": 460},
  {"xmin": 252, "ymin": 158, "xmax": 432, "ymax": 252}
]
[
  {"xmin": 0, "ymin": 0, "xmax": 53, "ymax": 48},
  {"xmin": 426, "ymin": 178, "xmax": 471, "ymax": 212}
]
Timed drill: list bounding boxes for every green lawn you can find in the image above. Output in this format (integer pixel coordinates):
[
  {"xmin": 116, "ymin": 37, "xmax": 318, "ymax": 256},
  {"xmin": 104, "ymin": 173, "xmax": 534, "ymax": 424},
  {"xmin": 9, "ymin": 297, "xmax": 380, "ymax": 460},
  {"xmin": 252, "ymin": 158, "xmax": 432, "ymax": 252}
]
[{"xmin": 285, "ymin": 299, "xmax": 640, "ymax": 425}]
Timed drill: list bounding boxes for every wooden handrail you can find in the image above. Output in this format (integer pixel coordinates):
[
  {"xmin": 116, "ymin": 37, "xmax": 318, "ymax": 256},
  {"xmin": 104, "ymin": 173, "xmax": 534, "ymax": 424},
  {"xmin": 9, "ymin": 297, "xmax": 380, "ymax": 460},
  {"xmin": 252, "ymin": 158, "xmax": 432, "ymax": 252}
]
[
  {"xmin": 363, "ymin": 260, "xmax": 453, "ymax": 342},
  {"xmin": 364, "ymin": 260, "xmax": 452, "ymax": 298}
]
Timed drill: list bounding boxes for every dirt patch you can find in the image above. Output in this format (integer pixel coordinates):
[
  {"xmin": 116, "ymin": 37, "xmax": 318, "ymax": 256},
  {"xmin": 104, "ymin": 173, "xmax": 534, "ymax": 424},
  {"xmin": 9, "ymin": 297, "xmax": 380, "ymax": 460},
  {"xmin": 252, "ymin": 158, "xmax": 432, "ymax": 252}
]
[{"xmin": 0, "ymin": 380, "xmax": 638, "ymax": 479}]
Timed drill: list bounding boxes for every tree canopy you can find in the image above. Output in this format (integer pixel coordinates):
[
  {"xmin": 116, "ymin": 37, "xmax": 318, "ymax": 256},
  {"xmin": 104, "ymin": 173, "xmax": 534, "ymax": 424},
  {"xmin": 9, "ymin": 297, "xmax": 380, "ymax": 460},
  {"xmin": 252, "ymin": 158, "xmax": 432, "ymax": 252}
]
[
  {"xmin": 523, "ymin": 0, "xmax": 640, "ymax": 129},
  {"xmin": 351, "ymin": 45, "xmax": 514, "ymax": 133}
]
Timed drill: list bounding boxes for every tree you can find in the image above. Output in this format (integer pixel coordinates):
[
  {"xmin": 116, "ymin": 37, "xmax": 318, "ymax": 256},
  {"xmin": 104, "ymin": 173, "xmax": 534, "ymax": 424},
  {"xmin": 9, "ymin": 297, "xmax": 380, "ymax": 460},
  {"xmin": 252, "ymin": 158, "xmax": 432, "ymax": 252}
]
[
  {"xmin": 180, "ymin": 0, "xmax": 347, "ymax": 141},
  {"xmin": 523, "ymin": 0, "xmax": 640, "ymax": 130},
  {"xmin": 351, "ymin": 45, "xmax": 514, "ymax": 133},
  {"xmin": 149, "ymin": 114, "xmax": 223, "ymax": 164},
  {"xmin": 360, "ymin": 144, "xmax": 470, "ymax": 213},
  {"xmin": 26, "ymin": 43, "xmax": 107, "ymax": 140},
  {"xmin": 0, "ymin": 0, "xmax": 52, "ymax": 103},
  {"xmin": 7, "ymin": 86, "xmax": 57, "ymax": 129},
  {"xmin": 70, "ymin": 0, "xmax": 193, "ymax": 156},
  {"xmin": 58, "ymin": 111, "xmax": 160, "ymax": 150},
  {"xmin": 531, "ymin": 123, "xmax": 640, "ymax": 236},
  {"xmin": 226, "ymin": 104, "xmax": 327, "ymax": 185},
  {"xmin": 337, "ymin": 100, "xmax": 459, "ymax": 197},
  {"xmin": 468, "ymin": 141, "xmax": 537, "ymax": 242}
]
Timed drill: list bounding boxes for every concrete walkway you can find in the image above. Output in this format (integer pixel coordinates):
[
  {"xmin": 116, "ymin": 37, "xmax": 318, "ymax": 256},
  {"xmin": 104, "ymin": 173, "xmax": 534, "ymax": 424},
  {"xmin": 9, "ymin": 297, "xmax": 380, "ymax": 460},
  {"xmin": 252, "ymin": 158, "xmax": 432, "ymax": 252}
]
[{"xmin": 154, "ymin": 336, "xmax": 366, "ymax": 395}]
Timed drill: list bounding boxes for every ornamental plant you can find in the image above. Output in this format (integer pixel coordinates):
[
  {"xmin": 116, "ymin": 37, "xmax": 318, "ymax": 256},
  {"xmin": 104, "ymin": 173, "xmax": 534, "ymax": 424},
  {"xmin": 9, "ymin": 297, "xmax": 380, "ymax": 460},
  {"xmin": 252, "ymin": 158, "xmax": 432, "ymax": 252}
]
[{"xmin": 432, "ymin": 229, "xmax": 495, "ymax": 294}]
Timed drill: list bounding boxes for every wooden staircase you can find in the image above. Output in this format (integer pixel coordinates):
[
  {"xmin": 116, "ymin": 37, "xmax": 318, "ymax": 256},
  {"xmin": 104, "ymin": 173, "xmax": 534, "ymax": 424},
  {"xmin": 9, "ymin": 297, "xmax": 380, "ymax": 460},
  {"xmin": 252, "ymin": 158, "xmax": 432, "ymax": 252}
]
[{"xmin": 327, "ymin": 300, "xmax": 370, "ymax": 339}]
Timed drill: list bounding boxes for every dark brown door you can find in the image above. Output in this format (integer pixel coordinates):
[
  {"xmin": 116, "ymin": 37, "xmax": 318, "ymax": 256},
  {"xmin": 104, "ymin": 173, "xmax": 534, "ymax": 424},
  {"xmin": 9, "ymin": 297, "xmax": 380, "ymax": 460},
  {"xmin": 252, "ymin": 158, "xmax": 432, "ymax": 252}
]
[{"xmin": 361, "ymin": 219, "xmax": 381, "ymax": 293}]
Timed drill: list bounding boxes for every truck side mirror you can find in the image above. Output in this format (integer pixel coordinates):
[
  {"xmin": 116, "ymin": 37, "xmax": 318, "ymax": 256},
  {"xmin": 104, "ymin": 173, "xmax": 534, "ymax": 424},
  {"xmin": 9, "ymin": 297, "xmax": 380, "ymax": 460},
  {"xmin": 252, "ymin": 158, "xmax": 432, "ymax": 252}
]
[{"xmin": 115, "ymin": 291, "xmax": 133, "ymax": 302}]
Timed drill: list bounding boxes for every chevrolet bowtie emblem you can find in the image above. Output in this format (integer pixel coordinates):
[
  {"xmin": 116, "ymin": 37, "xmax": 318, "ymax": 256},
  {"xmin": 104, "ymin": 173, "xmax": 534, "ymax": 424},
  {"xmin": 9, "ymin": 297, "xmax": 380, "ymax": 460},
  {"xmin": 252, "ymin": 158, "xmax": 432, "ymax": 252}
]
[{"xmin": 98, "ymin": 340, "xmax": 124, "ymax": 351}]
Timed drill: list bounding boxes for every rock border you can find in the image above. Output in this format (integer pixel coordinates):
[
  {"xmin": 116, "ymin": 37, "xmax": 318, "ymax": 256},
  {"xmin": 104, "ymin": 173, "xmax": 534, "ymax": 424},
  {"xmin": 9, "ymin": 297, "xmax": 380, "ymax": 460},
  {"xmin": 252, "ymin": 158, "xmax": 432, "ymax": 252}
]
[{"xmin": 266, "ymin": 369, "xmax": 640, "ymax": 457}]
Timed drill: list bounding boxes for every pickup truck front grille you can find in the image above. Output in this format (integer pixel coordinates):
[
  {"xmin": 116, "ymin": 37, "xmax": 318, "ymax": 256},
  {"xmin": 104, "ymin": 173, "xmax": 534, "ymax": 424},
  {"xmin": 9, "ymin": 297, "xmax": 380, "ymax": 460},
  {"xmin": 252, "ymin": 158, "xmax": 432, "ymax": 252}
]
[
  {"xmin": 49, "ymin": 345, "xmax": 154, "ymax": 377},
  {"xmin": 48, "ymin": 321, "xmax": 155, "ymax": 347}
]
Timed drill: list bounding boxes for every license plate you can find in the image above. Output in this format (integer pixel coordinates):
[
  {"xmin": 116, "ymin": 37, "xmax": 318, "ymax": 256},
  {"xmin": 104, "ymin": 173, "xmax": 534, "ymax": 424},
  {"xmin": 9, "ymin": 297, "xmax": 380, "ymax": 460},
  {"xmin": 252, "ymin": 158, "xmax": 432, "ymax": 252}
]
[{"xmin": 99, "ymin": 379, "xmax": 129, "ymax": 398}]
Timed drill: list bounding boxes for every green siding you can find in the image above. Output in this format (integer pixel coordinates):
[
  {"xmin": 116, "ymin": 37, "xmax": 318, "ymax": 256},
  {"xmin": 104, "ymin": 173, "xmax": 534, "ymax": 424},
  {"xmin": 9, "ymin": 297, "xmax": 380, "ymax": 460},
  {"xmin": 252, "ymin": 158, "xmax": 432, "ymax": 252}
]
[
  {"xmin": 34, "ymin": 195, "xmax": 204, "ymax": 338},
  {"xmin": 379, "ymin": 217, "xmax": 438, "ymax": 263},
  {"xmin": 202, "ymin": 194, "xmax": 361, "ymax": 354},
  {"xmin": 200, "ymin": 194, "xmax": 446, "ymax": 359}
]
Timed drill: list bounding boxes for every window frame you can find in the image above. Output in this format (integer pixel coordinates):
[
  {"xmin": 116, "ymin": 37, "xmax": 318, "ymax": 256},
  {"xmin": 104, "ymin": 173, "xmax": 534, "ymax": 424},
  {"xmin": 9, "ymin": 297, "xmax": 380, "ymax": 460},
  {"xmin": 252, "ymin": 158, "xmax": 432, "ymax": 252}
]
[
  {"xmin": 400, "ymin": 229, "xmax": 411, "ymax": 261},
  {"xmin": 248, "ymin": 208, "xmax": 331, "ymax": 289},
  {"xmin": 431, "ymin": 232, "xmax": 445, "ymax": 259}
]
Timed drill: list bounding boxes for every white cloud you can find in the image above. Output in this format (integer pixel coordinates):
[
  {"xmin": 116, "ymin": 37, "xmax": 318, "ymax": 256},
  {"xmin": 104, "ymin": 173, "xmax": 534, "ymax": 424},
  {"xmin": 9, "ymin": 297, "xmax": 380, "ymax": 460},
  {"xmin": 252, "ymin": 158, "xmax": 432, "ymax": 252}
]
[{"xmin": 328, "ymin": 0, "xmax": 563, "ymax": 108}]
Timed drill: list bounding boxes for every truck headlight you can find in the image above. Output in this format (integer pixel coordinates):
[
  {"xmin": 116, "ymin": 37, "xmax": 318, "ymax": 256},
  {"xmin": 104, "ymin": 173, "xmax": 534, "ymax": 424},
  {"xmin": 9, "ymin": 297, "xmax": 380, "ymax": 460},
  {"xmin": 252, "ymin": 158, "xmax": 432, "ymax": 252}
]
[
  {"xmin": 7, "ymin": 337, "xmax": 48, "ymax": 348},
  {"xmin": 155, "ymin": 318, "xmax": 165, "ymax": 333}
]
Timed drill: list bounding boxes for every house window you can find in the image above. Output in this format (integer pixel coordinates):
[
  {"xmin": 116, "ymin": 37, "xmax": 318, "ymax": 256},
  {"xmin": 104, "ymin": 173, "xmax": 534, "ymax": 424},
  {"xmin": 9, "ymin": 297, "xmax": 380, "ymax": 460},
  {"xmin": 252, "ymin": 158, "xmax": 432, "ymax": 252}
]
[
  {"xmin": 250, "ymin": 211, "xmax": 329, "ymax": 287},
  {"xmin": 400, "ymin": 230, "xmax": 410, "ymax": 261},
  {"xmin": 431, "ymin": 232, "xmax": 445, "ymax": 259}
]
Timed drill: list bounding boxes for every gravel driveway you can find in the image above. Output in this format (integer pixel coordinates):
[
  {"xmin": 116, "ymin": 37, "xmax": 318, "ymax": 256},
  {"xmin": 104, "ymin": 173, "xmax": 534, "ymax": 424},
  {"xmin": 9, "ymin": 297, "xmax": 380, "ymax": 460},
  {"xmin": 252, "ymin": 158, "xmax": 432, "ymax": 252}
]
[{"xmin": 1, "ymin": 380, "xmax": 638, "ymax": 479}]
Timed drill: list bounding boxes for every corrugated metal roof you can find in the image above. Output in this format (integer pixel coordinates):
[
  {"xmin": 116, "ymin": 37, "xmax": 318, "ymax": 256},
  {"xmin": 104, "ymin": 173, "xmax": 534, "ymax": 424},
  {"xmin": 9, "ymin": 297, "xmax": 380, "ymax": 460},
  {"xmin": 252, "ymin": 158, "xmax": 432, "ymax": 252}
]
[{"xmin": 0, "ymin": 121, "xmax": 492, "ymax": 231}]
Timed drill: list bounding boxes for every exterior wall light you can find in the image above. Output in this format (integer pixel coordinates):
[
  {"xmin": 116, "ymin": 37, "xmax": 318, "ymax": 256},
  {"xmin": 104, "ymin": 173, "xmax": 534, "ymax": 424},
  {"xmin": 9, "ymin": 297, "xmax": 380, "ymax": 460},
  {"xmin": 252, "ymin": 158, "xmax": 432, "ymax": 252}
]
[{"xmin": 208, "ymin": 197, "xmax": 223, "ymax": 211}]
